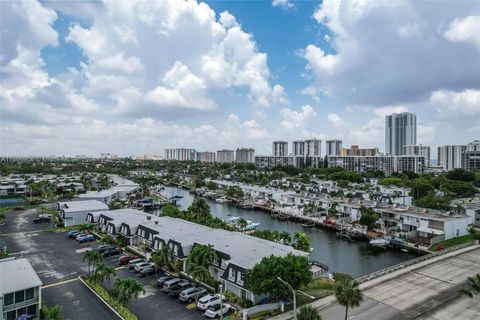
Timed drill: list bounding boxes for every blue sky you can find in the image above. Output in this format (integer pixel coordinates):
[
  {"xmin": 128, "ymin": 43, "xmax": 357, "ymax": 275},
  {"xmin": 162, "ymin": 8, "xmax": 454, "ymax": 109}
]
[{"xmin": 1, "ymin": 0, "xmax": 479, "ymax": 157}]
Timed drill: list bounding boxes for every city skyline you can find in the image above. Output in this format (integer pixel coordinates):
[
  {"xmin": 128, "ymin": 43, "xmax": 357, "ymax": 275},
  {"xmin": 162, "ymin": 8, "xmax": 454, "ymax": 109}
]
[{"xmin": 1, "ymin": 1, "xmax": 479, "ymax": 157}]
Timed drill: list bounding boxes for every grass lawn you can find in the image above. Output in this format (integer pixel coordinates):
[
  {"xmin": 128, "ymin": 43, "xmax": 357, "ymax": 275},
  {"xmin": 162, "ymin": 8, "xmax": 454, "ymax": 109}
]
[
  {"xmin": 284, "ymin": 278, "xmax": 335, "ymax": 310},
  {"xmin": 429, "ymin": 234, "xmax": 474, "ymax": 252}
]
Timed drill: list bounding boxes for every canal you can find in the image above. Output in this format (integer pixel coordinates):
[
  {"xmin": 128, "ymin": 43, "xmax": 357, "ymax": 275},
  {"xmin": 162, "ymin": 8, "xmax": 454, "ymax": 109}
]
[{"xmin": 158, "ymin": 186, "xmax": 418, "ymax": 278}]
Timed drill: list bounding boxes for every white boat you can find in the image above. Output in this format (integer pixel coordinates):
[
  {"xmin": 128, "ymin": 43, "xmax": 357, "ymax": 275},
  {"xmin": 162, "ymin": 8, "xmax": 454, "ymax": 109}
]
[
  {"xmin": 225, "ymin": 216, "xmax": 240, "ymax": 225},
  {"xmin": 369, "ymin": 237, "xmax": 390, "ymax": 248},
  {"xmin": 243, "ymin": 220, "xmax": 260, "ymax": 231},
  {"xmin": 216, "ymin": 196, "xmax": 229, "ymax": 203}
]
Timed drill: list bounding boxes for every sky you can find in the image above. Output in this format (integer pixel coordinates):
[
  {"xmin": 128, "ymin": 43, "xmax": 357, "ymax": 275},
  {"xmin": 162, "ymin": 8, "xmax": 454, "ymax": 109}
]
[{"xmin": 1, "ymin": 0, "xmax": 479, "ymax": 158}]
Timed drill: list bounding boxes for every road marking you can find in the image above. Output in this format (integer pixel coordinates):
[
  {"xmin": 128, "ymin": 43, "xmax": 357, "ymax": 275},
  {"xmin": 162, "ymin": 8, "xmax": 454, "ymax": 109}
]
[
  {"xmin": 0, "ymin": 229, "xmax": 47, "ymax": 236},
  {"xmin": 186, "ymin": 303, "xmax": 197, "ymax": 310},
  {"xmin": 42, "ymin": 277, "xmax": 78, "ymax": 289},
  {"xmin": 75, "ymin": 247, "xmax": 92, "ymax": 253},
  {"xmin": 115, "ymin": 266, "xmax": 125, "ymax": 271}
]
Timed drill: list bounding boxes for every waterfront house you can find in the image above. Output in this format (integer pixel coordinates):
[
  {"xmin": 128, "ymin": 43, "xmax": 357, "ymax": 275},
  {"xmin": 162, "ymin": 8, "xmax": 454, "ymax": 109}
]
[
  {"xmin": 0, "ymin": 258, "xmax": 42, "ymax": 320},
  {"xmin": 57, "ymin": 200, "xmax": 108, "ymax": 227}
]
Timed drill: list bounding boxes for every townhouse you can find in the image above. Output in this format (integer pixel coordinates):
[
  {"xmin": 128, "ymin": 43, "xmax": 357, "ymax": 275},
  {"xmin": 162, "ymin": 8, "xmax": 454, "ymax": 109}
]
[
  {"xmin": 57, "ymin": 200, "xmax": 108, "ymax": 227},
  {"xmin": 85, "ymin": 209, "xmax": 314, "ymax": 303}
]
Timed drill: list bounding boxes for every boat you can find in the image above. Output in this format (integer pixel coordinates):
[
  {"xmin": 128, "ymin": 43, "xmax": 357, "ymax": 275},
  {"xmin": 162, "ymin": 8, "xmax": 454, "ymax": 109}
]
[
  {"xmin": 277, "ymin": 213, "xmax": 289, "ymax": 221},
  {"xmin": 369, "ymin": 237, "xmax": 390, "ymax": 248},
  {"xmin": 173, "ymin": 195, "xmax": 183, "ymax": 199},
  {"xmin": 225, "ymin": 216, "xmax": 240, "ymax": 225},
  {"xmin": 243, "ymin": 221, "xmax": 260, "ymax": 231},
  {"xmin": 302, "ymin": 222, "xmax": 315, "ymax": 228},
  {"xmin": 215, "ymin": 196, "xmax": 229, "ymax": 203}
]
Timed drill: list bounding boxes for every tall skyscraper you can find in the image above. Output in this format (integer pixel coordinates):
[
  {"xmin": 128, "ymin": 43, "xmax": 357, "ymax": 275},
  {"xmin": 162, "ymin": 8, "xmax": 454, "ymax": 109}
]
[
  {"xmin": 217, "ymin": 149, "xmax": 235, "ymax": 163},
  {"xmin": 438, "ymin": 145, "xmax": 467, "ymax": 171},
  {"xmin": 326, "ymin": 140, "xmax": 342, "ymax": 156},
  {"xmin": 385, "ymin": 112, "xmax": 417, "ymax": 155},
  {"xmin": 272, "ymin": 141, "xmax": 288, "ymax": 157},
  {"xmin": 235, "ymin": 148, "xmax": 255, "ymax": 164},
  {"xmin": 405, "ymin": 144, "xmax": 431, "ymax": 166}
]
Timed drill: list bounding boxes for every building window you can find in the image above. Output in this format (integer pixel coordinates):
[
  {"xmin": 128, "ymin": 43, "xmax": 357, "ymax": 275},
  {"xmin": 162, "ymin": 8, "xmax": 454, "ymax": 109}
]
[
  {"xmin": 26, "ymin": 288, "xmax": 35, "ymax": 300},
  {"xmin": 15, "ymin": 290, "xmax": 25, "ymax": 303},
  {"xmin": 241, "ymin": 289, "xmax": 247, "ymax": 299},
  {"xmin": 6, "ymin": 310, "xmax": 16, "ymax": 320},
  {"xmin": 27, "ymin": 304, "xmax": 38, "ymax": 315},
  {"xmin": 239, "ymin": 272, "xmax": 245, "ymax": 283},
  {"xmin": 4, "ymin": 292, "xmax": 14, "ymax": 305}
]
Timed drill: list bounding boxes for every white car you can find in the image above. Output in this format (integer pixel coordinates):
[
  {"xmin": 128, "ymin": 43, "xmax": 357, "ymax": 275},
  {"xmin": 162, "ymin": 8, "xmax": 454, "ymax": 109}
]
[
  {"xmin": 134, "ymin": 262, "xmax": 152, "ymax": 272},
  {"xmin": 178, "ymin": 286, "xmax": 207, "ymax": 302},
  {"xmin": 204, "ymin": 303, "xmax": 232, "ymax": 319},
  {"xmin": 197, "ymin": 294, "xmax": 225, "ymax": 311}
]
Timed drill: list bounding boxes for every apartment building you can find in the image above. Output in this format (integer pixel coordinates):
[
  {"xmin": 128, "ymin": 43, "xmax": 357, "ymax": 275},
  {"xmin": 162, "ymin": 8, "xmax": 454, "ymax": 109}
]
[
  {"xmin": 327, "ymin": 155, "xmax": 426, "ymax": 175},
  {"xmin": 0, "ymin": 258, "xmax": 42, "ymax": 320},
  {"xmin": 385, "ymin": 112, "xmax": 417, "ymax": 155},
  {"xmin": 404, "ymin": 144, "xmax": 431, "ymax": 165},
  {"xmin": 164, "ymin": 148, "xmax": 197, "ymax": 161},
  {"xmin": 255, "ymin": 156, "xmax": 294, "ymax": 168},
  {"xmin": 272, "ymin": 141, "xmax": 288, "ymax": 157},
  {"xmin": 196, "ymin": 152, "xmax": 216, "ymax": 163},
  {"xmin": 216, "ymin": 150, "xmax": 235, "ymax": 163},
  {"xmin": 340, "ymin": 145, "xmax": 379, "ymax": 156},
  {"xmin": 235, "ymin": 148, "xmax": 255, "ymax": 164},
  {"xmin": 57, "ymin": 200, "xmax": 108, "ymax": 227},
  {"xmin": 326, "ymin": 140, "xmax": 342, "ymax": 156},
  {"xmin": 437, "ymin": 145, "xmax": 467, "ymax": 171}
]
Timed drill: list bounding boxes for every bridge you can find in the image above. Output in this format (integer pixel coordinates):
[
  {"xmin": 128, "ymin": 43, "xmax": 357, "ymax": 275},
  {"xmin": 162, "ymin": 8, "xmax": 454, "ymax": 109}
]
[{"xmin": 271, "ymin": 243, "xmax": 480, "ymax": 320}]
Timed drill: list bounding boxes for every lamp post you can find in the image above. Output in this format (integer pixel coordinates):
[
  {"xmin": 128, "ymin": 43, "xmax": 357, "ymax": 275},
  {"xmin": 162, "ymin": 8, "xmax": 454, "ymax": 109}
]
[
  {"xmin": 219, "ymin": 283, "xmax": 224, "ymax": 320},
  {"xmin": 277, "ymin": 276, "xmax": 315, "ymax": 320}
]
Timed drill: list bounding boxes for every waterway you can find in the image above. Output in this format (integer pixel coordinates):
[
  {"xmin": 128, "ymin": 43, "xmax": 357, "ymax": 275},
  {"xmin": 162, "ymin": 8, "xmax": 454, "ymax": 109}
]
[{"xmin": 157, "ymin": 186, "xmax": 418, "ymax": 278}]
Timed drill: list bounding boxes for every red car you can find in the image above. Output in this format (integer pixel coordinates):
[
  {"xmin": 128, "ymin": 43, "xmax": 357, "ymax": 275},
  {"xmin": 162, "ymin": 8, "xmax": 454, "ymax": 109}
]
[{"xmin": 118, "ymin": 255, "xmax": 137, "ymax": 265}]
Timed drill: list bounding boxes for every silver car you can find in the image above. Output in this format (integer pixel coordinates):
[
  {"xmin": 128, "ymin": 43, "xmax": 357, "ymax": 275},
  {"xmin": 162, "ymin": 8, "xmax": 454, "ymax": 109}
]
[{"xmin": 178, "ymin": 286, "xmax": 207, "ymax": 303}]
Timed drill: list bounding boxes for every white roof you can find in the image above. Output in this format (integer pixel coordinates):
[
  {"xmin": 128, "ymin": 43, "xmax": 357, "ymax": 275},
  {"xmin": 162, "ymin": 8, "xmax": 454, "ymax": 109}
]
[
  {"xmin": 417, "ymin": 227, "xmax": 444, "ymax": 235},
  {"xmin": 0, "ymin": 258, "xmax": 42, "ymax": 294},
  {"xmin": 59, "ymin": 200, "xmax": 108, "ymax": 213}
]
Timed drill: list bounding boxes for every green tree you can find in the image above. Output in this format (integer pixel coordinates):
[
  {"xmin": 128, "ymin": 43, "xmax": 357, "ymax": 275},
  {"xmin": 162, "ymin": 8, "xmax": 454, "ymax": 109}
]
[
  {"xmin": 446, "ymin": 169, "xmax": 476, "ymax": 182},
  {"xmin": 358, "ymin": 206, "xmax": 379, "ymax": 229},
  {"xmin": 83, "ymin": 250, "xmax": 102, "ymax": 275},
  {"xmin": 41, "ymin": 303, "xmax": 64, "ymax": 320},
  {"xmin": 206, "ymin": 181, "xmax": 217, "ymax": 190},
  {"xmin": 237, "ymin": 218, "xmax": 248, "ymax": 232},
  {"xmin": 188, "ymin": 244, "xmax": 217, "ymax": 268},
  {"xmin": 187, "ymin": 197, "xmax": 211, "ymax": 219},
  {"xmin": 280, "ymin": 231, "xmax": 292, "ymax": 245},
  {"xmin": 188, "ymin": 264, "xmax": 212, "ymax": 303},
  {"xmin": 415, "ymin": 193, "xmax": 452, "ymax": 211},
  {"xmin": 92, "ymin": 262, "xmax": 116, "ymax": 283},
  {"xmin": 460, "ymin": 274, "xmax": 480, "ymax": 298},
  {"xmin": 151, "ymin": 246, "xmax": 174, "ymax": 275},
  {"xmin": 293, "ymin": 232, "xmax": 311, "ymax": 252},
  {"xmin": 246, "ymin": 254, "xmax": 312, "ymax": 299},
  {"xmin": 115, "ymin": 234, "xmax": 129, "ymax": 251},
  {"xmin": 161, "ymin": 204, "xmax": 182, "ymax": 217},
  {"xmin": 111, "ymin": 278, "xmax": 145, "ymax": 306},
  {"xmin": 101, "ymin": 234, "xmax": 116, "ymax": 245},
  {"xmin": 297, "ymin": 305, "xmax": 322, "ymax": 320},
  {"xmin": 335, "ymin": 278, "xmax": 363, "ymax": 320}
]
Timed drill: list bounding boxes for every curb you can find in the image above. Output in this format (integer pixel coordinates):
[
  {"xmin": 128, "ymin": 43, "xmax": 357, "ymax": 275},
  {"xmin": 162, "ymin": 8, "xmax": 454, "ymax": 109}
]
[{"xmin": 77, "ymin": 276, "xmax": 125, "ymax": 320}]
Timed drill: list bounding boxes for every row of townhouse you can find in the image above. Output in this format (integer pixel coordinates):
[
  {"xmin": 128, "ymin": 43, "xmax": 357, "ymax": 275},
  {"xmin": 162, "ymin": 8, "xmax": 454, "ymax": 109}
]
[
  {"xmin": 85, "ymin": 209, "xmax": 316, "ymax": 303},
  {"xmin": 77, "ymin": 176, "xmax": 139, "ymax": 204}
]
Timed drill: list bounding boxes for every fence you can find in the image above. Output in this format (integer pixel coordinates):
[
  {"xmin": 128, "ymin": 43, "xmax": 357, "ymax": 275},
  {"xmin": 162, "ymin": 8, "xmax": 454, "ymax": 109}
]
[
  {"xmin": 355, "ymin": 240, "xmax": 478, "ymax": 284},
  {"xmin": 243, "ymin": 302, "xmax": 284, "ymax": 320}
]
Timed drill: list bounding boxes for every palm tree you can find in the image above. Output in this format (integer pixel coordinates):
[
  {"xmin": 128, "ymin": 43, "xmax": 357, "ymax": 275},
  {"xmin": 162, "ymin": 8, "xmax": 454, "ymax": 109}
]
[
  {"xmin": 188, "ymin": 264, "xmax": 211, "ymax": 303},
  {"xmin": 460, "ymin": 274, "xmax": 480, "ymax": 298},
  {"xmin": 237, "ymin": 218, "xmax": 248, "ymax": 232},
  {"xmin": 93, "ymin": 262, "xmax": 116, "ymax": 283},
  {"xmin": 151, "ymin": 249, "xmax": 166, "ymax": 278},
  {"xmin": 83, "ymin": 250, "xmax": 102, "ymax": 275},
  {"xmin": 41, "ymin": 303, "xmax": 64, "ymax": 320},
  {"xmin": 115, "ymin": 234, "xmax": 129, "ymax": 252},
  {"xmin": 280, "ymin": 231, "xmax": 291, "ymax": 245},
  {"xmin": 335, "ymin": 278, "xmax": 363, "ymax": 320},
  {"xmin": 112, "ymin": 278, "xmax": 145, "ymax": 306},
  {"xmin": 101, "ymin": 234, "xmax": 115, "ymax": 245},
  {"xmin": 297, "ymin": 305, "xmax": 322, "ymax": 320}
]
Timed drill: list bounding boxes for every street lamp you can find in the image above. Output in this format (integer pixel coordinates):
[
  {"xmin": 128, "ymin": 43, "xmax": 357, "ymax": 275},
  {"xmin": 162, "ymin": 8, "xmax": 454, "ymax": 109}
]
[
  {"xmin": 218, "ymin": 283, "xmax": 224, "ymax": 320},
  {"xmin": 277, "ymin": 276, "xmax": 315, "ymax": 320}
]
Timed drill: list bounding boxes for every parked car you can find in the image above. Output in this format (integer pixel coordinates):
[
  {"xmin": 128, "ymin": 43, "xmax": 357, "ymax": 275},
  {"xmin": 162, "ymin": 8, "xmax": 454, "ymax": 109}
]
[
  {"xmin": 204, "ymin": 303, "xmax": 233, "ymax": 319},
  {"xmin": 197, "ymin": 294, "xmax": 225, "ymax": 311},
  {"xmin": 138, "ymin": 265, "xmax": 156, "ymax": 278},
  {"xmin": 167, "ymin": 282, "xmax": 193, "ymax": 297},
  {"xmin": 94, "ymin": 244, "xmax": 116, "ymax": 254},
  {"xmin": 66, "ymin": 230, "xmax": 80, "ymax": 238},
  {"xmin": 14, "ymin": 206, "xmax": 25, "ymax": 210},
  {"xmin": 128, "ymin": 259, "xmax": 145, "ymax": 269},
  {"xmin": 179, "ymin": 286, "xmax": 207, "ymax": 302},
  {"xmin": 103, "ymin": 247, "xmax": 121, "ymax": 257},
  {"xmin": 161, "ymin": 278, "xmax": 184, "ymax": 293},
  {"xmin": 75, "ymin": 233, "xmax": 88, "ymax": 240},
  {"xmin": 78, "ymin": 235, "xmax": 96, "ymax": 243},
  {"xmin": 118, "ymin": 255, "xmax": 137, "ymax": 265},
  {"xmin": 157, "ymin": 275, "xmax": 174, "ymax": 287},
  {"xmin": 134, "ymin": 262, "xmax": 152, "ymax": 272},
  {"xmin": 32, "ymin": 217, "xmax": 42, "ymax": 224}
]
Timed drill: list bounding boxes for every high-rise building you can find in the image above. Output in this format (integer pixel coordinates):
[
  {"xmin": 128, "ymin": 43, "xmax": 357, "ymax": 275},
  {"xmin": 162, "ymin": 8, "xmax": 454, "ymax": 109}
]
[
  {"xmin": 326, "ymin": 140, "xmax": 342, "ymax": 156},
  {"xmin": 164, "ymin": 148, "xmax": 196, "ymax": 161},
  {"xmin": 340, "ymin": 145, "xmax": 379, "ymax": 157},
  {"xmin": 196, "ymin": 152, "xmax": 216, "ymax": 163},
  {"xmin": 462, "ymin": 140, "xmax": 480, "ymax": 171},
  {"xmin": 405, "ymin": 144, "xmax": 431, "ymax": 166},
  {"xmin": 216, "ymin": 149, "xmax": 235, "ymax": 163},
  {"xmin": 235, "ymin": 148, "xmax": 255, "ymax": 164},
  {"xmin": 292, "ymin": 138, "xmax": 322, "ymax": 168},
  {"xmin": 437, "ymin": 145, "xmax": 467, "ymax": 171},
  {"xmin": 272, "ymin": 141, "xmax": 288, "ymax": 157},
  {"xmin": 467, "ymin": 140, "xmax": 480, "ymax": 151},
  {"xmin": 328, "ymin": 155, "xmax": 426, "ymax": 175},
  {"xmin": 385, "ymin": 112, "xmax": 417, "ymax": 155}
]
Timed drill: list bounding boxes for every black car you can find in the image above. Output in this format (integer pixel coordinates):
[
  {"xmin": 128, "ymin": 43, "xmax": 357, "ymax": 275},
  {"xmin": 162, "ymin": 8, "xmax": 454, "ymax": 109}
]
[
  {"xmin": 32, "ymin": 218, "xmax": 42, "ymax": 224},
  {"xmin": 138, "ymin": 266, "xmax": 156, "ymax": 278},
  {"xmin": 168, "ymin": 282, "xmax": 193, "ymax": 297},
  {"xmin": 157, "ymin": 275, "xmax": 173, "ymax": 287},
  {"xmin": 103, "ymin": 248, "xmax": 121, "ymax": 257},
  {"xmin": 94, "ymin": 245, "xmax": 116, "ymax": 254}
]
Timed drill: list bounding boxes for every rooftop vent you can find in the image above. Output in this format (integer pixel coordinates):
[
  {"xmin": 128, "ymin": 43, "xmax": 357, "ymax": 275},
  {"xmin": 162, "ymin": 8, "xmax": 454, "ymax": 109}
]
[{"xmin": 147, "ymin": 216, "xmax": 151, "ymax": 220}]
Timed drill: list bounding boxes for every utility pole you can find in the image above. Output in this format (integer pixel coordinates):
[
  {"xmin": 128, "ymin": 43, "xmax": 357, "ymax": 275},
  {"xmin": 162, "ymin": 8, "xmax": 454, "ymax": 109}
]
[{"xmin": 277, "ymin": 276, "xmax": 315, "ymax": 320}]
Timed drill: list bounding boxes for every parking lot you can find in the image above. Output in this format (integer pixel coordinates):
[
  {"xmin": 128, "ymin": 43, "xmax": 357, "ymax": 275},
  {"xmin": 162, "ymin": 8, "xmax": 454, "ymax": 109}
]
[{"xmin": 0, "ymin": 209, "xmax": 226, "ymax": 320}]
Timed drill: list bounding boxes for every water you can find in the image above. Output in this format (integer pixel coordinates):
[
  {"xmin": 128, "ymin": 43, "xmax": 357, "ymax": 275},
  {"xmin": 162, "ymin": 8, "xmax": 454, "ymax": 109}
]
[{"xmin": 158, "ymin": 186, "xmax": 418, "ymax": 278}]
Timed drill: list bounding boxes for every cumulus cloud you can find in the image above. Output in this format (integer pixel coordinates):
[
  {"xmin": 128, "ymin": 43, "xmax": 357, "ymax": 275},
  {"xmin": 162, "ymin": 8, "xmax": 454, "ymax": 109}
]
[
  {"xmin": 430, "ymin": 89, "xmax": 480, "ymax": 115},
  {"xmin": 327, "ymin": 113, "xmax": 344, "ymax": 126},
  {"xmin": 444, "ymin": 15, "xmax": 480, "ymax": 49},
  {"xmin": 280, "ymin": 105, "xmax": 317, "ymax": 129},
  {"xmin": 305, "ymin": 0, "xmax": 480, "ymax": 106},
  {"xmin": 272, "ymin": 0, "xmax": 295, "ymax": 11}
]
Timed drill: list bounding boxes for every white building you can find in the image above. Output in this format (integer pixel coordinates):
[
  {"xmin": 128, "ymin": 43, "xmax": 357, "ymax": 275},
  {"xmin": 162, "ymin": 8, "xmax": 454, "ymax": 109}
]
[
  {"xmin": 292, "ymin": 138, "xmax": 323, "ymax": 168},
  {"xmin": 57, "ymin": 200, "xmax": 108, "ymax": 227},
  {"xmin": 326, "ymin": 140, "xmax": 342, "ymax": 156},
  {"xmin": 467, "ymin": 140, "xmax": 480, "ymax": 151},
  {"xmin": 235, "ymin": 148, "xmax": 255, "ymax": 164},
  {"xmin": 328, "ymin": 155, "xmax": 426, "ymax": 175},
  {"xmin": 385, "ymin": 112, "xmax": 417, "ymax": 155},
  {"xmin": 437, "ymin": 145, "xmax": 467, "ymax": 171},
  {"xmin": 216, "ymin": 150, "xmax": 235, "ymax": 163},
  {"xmin": 0, "ymin": 258, "xmax": 42, "ymax": 320},
  {"xmin": 255, "ymin": 156, "xmax": 294, "ymax": 168},
  {"xmin": 197, "ymin": 152, "xmax": 216, "ymax": 163},
  {"xmin": 405, "ymin": 144, "xmax": 431, "ymax": 166},
  {"xmin": 164, "ymin": 148, "xmax": 197, "ymax": 161},
  {"xmin": 272, "ymin": 141, "xmax": 288, "ymax": 157}
]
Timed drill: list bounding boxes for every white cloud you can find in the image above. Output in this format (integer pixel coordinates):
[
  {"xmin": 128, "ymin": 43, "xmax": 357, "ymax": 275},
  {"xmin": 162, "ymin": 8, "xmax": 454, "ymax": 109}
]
[
  {"xmin": 444, "ymin": 15, "xmax": 480, "ymax": 49},
  {"xmin": 280, "ymin": 105, "xmax": 317, "ymax": 129},
  {"xmin": 96, "ymin": 52, "xmax": 144, "ymax": 74},
  {"xmin": 327, "ymin": 113, "xmax": 344, "ymax": 126},
  {"xmin": 272, "ymin": 0, "xmax": 295, "ymax": 11},
  {"xmin": 430, "ymin": 89, "xmax": 480, "ymax": 115},
  {"xmin": 304, "ymin": 44, "xmax": 339, "ymax": 75}
]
